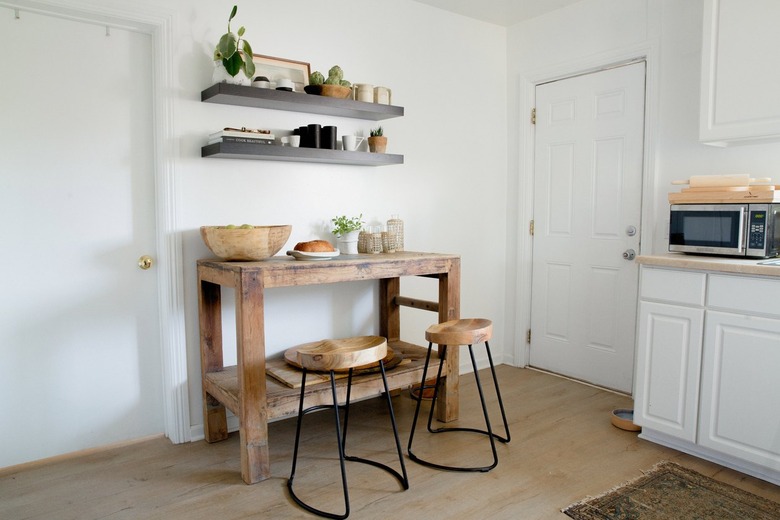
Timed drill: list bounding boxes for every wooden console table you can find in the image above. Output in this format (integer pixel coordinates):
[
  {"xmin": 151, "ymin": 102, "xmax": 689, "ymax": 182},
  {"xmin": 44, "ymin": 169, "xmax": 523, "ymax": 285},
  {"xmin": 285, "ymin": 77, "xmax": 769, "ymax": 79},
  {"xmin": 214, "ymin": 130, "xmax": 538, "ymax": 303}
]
[{"xmin": 197, "ymin": 251, "xmax": 461, "ymax": 484}]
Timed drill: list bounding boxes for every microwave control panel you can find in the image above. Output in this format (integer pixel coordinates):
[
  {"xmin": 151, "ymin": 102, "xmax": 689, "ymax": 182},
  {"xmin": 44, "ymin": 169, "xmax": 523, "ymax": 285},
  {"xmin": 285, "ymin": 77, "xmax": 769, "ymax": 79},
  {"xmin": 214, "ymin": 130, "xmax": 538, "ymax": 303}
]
[{"xmin": 748, "ymin": 210, "xmax": 766, "ymax": 248}]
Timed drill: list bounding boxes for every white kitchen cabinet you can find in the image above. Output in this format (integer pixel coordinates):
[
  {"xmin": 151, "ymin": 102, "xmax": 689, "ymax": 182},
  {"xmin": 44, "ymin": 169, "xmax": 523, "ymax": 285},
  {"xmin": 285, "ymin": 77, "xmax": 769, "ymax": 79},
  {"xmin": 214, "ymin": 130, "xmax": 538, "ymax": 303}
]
[
  {"xmin": 699, "ymin": 273, "xmax": 780, "ymax": 469},
  {"xmin": 634, "ymin": 268, "xmax": 705, "ymax": 442},
  {"xmin": 634, "ymin": 264, "xmax": 780, "ymax": 485},
  {"xmin": 699, "ymin": 0, "xmax": 780, "ymax": 146},
  {"xmin": 700, "ymin": 310, "xmax": 780, "ymax": 469}
]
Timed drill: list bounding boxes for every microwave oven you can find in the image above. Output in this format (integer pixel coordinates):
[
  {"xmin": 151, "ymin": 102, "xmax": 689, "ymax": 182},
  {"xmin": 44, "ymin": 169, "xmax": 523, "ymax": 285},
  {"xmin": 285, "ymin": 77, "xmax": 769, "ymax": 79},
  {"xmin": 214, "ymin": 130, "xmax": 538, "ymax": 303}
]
[{"xmin": 669, "ymin": 203, "xmax": 780, "ymax": 258}]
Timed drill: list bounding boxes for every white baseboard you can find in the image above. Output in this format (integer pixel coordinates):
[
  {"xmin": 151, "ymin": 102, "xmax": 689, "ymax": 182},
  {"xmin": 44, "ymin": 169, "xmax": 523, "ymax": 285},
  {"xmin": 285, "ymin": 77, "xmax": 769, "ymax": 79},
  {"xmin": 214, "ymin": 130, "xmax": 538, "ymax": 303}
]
[{"xmin": 189, "ymin": 414, "xmax": 240, "ymax": 442}]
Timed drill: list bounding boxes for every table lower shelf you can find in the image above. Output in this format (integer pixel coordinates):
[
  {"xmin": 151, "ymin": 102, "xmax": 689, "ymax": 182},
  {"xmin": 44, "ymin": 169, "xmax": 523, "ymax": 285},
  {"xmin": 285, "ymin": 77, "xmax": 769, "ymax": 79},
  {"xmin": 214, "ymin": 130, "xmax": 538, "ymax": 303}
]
[{"xmin": 203, "ymin": 341, "xmax": 440, "ymax": 421}]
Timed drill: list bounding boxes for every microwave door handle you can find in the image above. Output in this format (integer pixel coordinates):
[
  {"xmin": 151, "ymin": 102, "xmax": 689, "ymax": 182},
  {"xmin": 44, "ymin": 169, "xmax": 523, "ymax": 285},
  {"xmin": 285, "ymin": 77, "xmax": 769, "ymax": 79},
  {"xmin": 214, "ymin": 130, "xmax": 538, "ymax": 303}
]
[{"xmin": 737, "ymin": 207, "xmax": 746, "ymax": 253}]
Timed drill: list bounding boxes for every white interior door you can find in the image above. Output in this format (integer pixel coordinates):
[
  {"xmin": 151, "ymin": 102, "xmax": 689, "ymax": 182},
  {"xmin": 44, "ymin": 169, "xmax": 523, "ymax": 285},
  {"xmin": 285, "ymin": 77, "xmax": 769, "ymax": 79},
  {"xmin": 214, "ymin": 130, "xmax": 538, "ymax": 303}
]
[
  {"xmin": 529, "ymin": 62, "xmax": 646, "ymax": 393},
  {"xmin": 0, "ymin": 10, "xmax": 162, "ymax": 466}
]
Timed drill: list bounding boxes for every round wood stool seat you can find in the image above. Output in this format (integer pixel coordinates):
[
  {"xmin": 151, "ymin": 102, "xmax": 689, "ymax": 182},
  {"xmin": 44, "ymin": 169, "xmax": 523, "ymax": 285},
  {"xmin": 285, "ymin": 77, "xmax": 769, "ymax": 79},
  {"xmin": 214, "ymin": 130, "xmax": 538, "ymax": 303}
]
[
  {"xmin": 425, "ymin": 318, "xmax": 492, "ymax": 346},
  {"xmin": 287, "ymin": 335, "xmax": 408, "ymax": 519},
  {"xmin": 295, "ymin": 336, "xmax": 387, "ymax": 371}
]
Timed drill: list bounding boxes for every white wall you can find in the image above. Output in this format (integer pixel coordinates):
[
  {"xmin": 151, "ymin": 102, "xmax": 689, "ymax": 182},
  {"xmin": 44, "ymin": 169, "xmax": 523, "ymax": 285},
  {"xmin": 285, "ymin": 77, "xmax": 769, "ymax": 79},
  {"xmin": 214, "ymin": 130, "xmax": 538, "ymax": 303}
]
[
  {"xmin": 178, "ymin": 0, "xmax": 508, "ymax": 436},
  {"xmin": 505, "ymin": 0, "xmax": 780, "ymax": 364},
  {"xmin": 0, "ymin": 0, "xmax": 508, "ymax": 465}
]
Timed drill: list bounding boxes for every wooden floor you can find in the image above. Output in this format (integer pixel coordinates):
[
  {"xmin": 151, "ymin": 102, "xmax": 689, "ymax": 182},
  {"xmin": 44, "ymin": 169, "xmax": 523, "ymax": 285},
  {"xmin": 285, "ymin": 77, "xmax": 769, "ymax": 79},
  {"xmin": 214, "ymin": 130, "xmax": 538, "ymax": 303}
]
[{"xmin": 3, "ymin": 366, "xmax": 779, "ymax": 519}]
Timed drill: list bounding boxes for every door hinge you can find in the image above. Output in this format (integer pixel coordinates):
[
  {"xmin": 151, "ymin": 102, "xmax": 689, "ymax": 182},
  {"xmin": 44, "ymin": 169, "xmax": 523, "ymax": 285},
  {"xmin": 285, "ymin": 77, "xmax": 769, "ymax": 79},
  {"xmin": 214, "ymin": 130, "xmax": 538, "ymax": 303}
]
[
  {"xmin": 526, "ymin": 329, "xmax": 532, "ymax": 343},
  {"xmin": 529, "ymin": 219, "xmax": 535, "ymax": 236},
  {"xmin": 531, "ymin": 107, "xmax": 536, "ymax": 125}
]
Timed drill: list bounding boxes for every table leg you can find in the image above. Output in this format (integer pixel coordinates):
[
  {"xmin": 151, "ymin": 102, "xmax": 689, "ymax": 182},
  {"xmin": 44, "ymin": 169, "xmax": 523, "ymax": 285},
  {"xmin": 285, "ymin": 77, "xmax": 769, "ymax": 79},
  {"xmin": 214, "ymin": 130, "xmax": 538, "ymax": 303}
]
[
  {"xmin": 379, "ymin": 277, "xmax": 400, "ymax": 342},
  {"xmin": 437, "ymin": 259, "xmax": 461, "ymax": 422},
  {"xmin": 235, "ymin": 271, "xmax": 270, "ymax": 484},
  {"xmin": 198, "ymin": 276, "xmax": 228, "ymax": 443}
]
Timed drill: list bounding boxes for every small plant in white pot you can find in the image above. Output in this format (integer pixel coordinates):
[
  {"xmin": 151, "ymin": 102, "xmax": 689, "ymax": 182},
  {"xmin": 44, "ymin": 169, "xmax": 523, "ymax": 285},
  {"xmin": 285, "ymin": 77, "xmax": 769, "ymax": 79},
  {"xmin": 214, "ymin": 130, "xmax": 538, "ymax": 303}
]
[
  {"xmin": 212, "ymin": 5, "xmax": 256, "ymax": 85},
  {"xmin": 331, "ymin": 214, "xmax": 364, "ymax": 254}
]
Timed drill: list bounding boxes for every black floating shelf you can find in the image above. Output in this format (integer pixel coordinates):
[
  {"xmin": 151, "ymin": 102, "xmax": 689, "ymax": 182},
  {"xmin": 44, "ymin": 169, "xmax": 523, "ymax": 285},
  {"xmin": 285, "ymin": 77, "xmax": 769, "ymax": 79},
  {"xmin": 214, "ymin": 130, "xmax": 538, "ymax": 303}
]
[
  {"xmin": 201, "ymin": 83, "xmax": 404, "ymax": 121},
  {"xmin": 201, "ymin": 141, "xmax": 404, "ymax": 166}
]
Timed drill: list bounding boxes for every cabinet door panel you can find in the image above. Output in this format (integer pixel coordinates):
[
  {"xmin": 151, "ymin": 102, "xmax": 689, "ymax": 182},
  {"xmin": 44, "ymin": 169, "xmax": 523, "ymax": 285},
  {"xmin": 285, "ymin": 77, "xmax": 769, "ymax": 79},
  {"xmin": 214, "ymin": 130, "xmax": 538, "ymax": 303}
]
[
  {"xmin": 700, "ymin": 0, "xmax": 780, "ymax": 145},
  {"xmin": 700, "ymin": 311, "xmax": 780, "ymax": 467},
  {"xmin": 634, "ymin": 301, "xmax": 704, "ymax": 442}
]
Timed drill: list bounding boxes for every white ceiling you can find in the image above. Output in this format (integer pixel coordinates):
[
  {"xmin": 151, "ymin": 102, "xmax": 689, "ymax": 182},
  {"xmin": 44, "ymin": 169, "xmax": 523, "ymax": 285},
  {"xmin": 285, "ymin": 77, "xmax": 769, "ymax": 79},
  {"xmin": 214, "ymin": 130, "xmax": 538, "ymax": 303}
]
[{"xmin": 412, "ymin": 0, "xmax": 585, "ymax": 26}]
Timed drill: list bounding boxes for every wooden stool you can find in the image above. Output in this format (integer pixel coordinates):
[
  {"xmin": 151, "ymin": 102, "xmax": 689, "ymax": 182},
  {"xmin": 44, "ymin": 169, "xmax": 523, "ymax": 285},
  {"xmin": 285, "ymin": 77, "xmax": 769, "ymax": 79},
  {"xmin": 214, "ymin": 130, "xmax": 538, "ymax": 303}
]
[
  {"xmin": 407, "ymin": 319, "xmax": 511, "ymax": 472},
  {"xmin": 287, "ymin": 336, "xmax": 409, "ymax": 519}
]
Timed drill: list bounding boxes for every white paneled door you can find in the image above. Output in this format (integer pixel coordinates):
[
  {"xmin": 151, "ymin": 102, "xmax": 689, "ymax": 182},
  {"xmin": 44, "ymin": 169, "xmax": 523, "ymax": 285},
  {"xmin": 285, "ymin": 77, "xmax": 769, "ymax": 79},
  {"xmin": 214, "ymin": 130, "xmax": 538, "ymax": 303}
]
[
  {"xmin": 530, "ymin": 62, "xmax": 646, "ymax": 393},
  {"xmin": 0, "ymin": 10, "xmax": 162, "ymax": 466}
]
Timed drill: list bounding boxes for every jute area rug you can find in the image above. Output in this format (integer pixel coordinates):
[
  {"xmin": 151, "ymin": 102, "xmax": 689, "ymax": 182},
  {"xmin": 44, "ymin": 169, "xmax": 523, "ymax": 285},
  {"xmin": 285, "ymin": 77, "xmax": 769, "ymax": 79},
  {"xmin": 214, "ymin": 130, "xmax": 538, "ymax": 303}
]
[{"xmin": 563, "ymin": 461, "xmax": 780, "ymax": 519}]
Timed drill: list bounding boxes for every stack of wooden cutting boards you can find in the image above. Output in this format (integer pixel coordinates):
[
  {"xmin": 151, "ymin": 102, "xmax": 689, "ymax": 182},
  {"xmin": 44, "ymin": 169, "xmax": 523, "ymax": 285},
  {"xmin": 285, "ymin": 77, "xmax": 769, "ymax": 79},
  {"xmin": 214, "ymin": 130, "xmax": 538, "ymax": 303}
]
[{"xmin": 668, "ymin": 174, "xmax": 779, "ymax": 203}]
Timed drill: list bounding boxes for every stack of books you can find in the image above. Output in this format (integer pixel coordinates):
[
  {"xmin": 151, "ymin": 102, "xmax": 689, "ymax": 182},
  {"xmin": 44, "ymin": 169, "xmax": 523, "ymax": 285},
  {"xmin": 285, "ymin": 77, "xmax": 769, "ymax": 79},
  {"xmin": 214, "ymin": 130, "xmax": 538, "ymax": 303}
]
[{"xmin": 208, "ymin": 127, "xmax": 275, "ymax": 146}]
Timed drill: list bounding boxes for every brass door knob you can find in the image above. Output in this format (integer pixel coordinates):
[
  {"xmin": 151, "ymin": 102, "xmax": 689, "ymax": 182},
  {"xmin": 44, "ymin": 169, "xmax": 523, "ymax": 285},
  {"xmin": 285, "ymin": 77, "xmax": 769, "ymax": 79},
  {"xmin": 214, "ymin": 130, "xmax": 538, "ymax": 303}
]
[{"xmin": 138, "ymin": 255, "xmax": 153, "ymax": 270}]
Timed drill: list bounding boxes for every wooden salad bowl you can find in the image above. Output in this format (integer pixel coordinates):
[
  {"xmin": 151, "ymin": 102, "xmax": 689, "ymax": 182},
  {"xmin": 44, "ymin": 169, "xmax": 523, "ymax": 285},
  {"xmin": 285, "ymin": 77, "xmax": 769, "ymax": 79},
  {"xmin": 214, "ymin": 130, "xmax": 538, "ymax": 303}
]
[{"xmin": 200, "ymin": 224, "xmax": 291, "ymax": 261}]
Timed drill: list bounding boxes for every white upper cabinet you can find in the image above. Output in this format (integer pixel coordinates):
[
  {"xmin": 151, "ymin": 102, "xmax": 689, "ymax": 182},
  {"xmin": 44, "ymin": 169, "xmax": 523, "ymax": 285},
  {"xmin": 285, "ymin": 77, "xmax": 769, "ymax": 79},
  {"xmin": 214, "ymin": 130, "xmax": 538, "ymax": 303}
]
[{"xmin": 700, "ymin": 0, "xmax": 780, "ymax": 146}]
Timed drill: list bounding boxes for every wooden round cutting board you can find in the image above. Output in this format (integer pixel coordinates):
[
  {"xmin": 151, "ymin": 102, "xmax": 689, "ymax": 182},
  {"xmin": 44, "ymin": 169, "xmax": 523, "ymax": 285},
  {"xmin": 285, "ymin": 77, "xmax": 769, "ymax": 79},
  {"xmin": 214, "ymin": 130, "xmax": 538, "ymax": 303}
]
[{"xmin": 284, "ymin": 336, "xmax": 401, "ymax": 373}]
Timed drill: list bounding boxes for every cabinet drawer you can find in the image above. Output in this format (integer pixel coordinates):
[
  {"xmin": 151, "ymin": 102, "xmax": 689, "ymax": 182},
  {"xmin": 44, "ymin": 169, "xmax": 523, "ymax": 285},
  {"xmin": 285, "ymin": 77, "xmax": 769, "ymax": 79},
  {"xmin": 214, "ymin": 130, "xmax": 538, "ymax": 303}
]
[
  {"xmin": 707, "ymin": 274, "xmax": 780, "ymax": 318},
  {"xmin": 640, "ymin": 267, "xmax": 706, "ymax": 306}
]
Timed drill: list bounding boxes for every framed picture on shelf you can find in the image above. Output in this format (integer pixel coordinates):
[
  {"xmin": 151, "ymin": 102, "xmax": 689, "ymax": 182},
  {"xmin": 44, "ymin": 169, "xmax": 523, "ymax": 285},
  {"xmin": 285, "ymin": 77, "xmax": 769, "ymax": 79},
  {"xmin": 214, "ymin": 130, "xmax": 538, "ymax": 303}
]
[{"xmin": 251, "ymin": 54, "xmax": 310, "ymax": 92}]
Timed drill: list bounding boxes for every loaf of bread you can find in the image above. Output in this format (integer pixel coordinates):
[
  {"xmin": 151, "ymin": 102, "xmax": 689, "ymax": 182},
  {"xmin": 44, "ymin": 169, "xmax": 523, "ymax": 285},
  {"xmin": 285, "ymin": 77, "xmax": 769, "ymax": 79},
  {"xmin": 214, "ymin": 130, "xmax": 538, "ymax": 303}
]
[{"xmin": 294, "ymin": 240, "xmax": 335, "ymax": 252}]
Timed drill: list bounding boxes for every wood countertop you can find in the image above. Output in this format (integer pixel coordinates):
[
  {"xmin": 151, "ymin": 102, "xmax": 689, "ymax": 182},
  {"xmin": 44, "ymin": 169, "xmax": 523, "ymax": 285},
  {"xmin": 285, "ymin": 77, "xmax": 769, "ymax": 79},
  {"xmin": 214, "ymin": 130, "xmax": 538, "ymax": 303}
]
[{"xmin": 637, "ymin": 253, "xmax": 780, "ymax": 277}]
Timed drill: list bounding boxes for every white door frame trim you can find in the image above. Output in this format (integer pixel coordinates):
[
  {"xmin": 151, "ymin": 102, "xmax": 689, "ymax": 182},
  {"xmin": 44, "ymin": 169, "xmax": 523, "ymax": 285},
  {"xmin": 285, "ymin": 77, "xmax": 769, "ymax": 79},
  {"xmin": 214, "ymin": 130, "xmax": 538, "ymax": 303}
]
[
  {"xmin": 512, "ymin": 41, "xmax": 660, "ymax": 369},
  {"xmin": 2, "ymin": 0, "xmax": 190, "ymax": 443}
]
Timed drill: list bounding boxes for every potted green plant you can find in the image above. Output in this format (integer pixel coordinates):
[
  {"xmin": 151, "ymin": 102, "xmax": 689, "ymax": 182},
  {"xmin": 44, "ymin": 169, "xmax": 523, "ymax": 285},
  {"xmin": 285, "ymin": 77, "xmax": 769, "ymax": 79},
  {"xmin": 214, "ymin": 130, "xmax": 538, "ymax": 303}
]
[
  {"xmin": 368, "ymin": 126, "xmax": 387, "ymax": 153},
  {"xmin": 331, "ymin": 214, "xmax": 364, "ymax": 254},
  {"xmin": 212, "ymin": 5, "xmax": 256, "ymax": 85}
]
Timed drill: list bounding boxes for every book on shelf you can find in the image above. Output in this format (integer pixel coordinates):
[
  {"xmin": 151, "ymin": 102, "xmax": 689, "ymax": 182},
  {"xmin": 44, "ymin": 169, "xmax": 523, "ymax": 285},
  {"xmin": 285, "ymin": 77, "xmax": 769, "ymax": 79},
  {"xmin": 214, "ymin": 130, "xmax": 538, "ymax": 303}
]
[
  {"xmin": 208, "ymin": 129, "xmax": 275, "ymax": 141},
  {"xmin": 208, "ymin": 136, "xmax": 278, "ymax": 146}
]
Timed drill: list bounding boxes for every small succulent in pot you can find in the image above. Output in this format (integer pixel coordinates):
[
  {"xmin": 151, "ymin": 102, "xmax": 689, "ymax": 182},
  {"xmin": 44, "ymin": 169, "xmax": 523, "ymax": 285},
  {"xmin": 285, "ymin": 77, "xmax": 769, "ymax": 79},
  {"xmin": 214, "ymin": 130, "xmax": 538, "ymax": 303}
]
[
  {"xmin": 213, "ymin": 5, "xmax": 256, "ymax": 79},
  {"xmin": 368, "ymin": 127, "xmax": 387, "ymax": 153}
]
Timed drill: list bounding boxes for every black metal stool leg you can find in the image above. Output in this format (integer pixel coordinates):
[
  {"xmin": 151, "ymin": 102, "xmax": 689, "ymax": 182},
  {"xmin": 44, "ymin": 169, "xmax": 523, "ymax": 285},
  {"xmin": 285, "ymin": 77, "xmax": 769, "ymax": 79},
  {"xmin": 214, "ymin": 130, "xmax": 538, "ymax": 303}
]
[
  {"xmin": 341, "ymin": 368, "xmax": 354, "ymax": 454},
  {"xmin": 287, "ymin": 369, "xmax": 350, "ymax": 519},
  {"xmin": 484, "ymin": 341, "xmax": 511, "ymax": 443},
  {"xmin": 342, "ymin": 361, "xmax": 409, "ymax": 488},
  {"xmin": 407, "ymin": 341, "xmax": 511, "ymax": 473},
  {"xmin": 468, "ymin": 343, "xmax": 499, "ymax": 472},
  {"xmin": 287, "ymin": 368, "xmax": 308, "ymax": 489},
  {"xmin": 424, "ymin": 344, "xmax": 448, "ymax": 434},
  {"xmin": 407, "ymin": 341, "xmax": 436, "ymax": 457},
  {"xmin": 289, "ymin": 362, "xmax": 409, "ymax": 519}
]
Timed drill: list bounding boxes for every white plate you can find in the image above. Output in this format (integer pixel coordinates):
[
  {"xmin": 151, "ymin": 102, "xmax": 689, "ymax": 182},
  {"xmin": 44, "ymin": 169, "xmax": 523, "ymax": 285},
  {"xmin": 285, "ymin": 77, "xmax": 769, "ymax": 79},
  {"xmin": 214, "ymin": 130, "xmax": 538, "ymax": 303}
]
[{"xmin": 286, "ymin": 249, "xmax": 340, "ymax": 261}]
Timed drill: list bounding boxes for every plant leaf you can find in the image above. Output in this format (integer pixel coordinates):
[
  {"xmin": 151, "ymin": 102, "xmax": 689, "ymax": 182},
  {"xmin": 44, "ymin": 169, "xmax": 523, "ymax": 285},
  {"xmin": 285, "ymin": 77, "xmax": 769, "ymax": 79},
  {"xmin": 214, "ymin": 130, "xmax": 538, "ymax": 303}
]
[
  {"xmin": 223, "ymin": 52, "xmax": 243, "ymax": 77},
  {"xmin": 217, "ymin": 33, "xmax": 238, "ymax": 59},
  {"xmin": 238, "ymin": 26, "xmax": 245, "ymax": 37},
  {"xmin": 229, "ymin": 5, "xmax": 237, "ymax": 22},
  {"xmin": 242, "ymin": 41, "xmax": 255, "ymax": 77}
]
